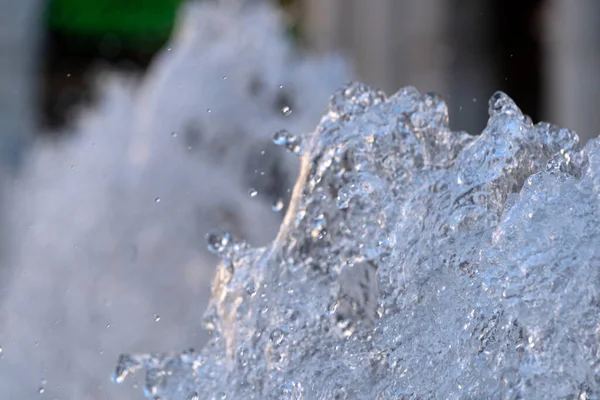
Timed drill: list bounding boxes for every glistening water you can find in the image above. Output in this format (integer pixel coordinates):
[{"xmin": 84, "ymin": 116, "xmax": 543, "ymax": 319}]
[{"xmin": 115, "ymin": 82, "xmax": 600, "ymax": 399}]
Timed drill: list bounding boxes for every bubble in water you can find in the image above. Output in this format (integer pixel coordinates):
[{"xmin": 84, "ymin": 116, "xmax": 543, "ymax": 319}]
[{"xmin": 269, "ymin": 328, "xmax": 285, "ymax": 346}]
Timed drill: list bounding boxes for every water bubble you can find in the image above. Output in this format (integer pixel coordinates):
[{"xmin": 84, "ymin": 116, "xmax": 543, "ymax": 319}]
[
  {"xmin": 249, "ymin": 188, "xmax": 258, "ymax": 197},
  {"xmin": 281, "ymin": 106, "xmax": 292, "ymax": 116},
  {"xmin": 154, "ymin": 197, "xmax": 161, "ymax": 203},
  {"xmin": 270, "ymin": 328, "xmax": 285, "ymax": 346},
  {"xmin": 153, "ymin": 314, "xmax": 161, "ymax": 322},
  {"xmin": 311, "ymin": 214, "xmax": 327, "ymax": 240},
  {"xmin": 272, "ymin": 198, "xmax": 284, "ymax": 212}
]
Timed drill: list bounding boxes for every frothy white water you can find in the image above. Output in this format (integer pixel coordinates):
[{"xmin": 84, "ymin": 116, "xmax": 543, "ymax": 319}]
[{"xmin": 0, "ymin": 1, "xmax": 349, "ymax": 399}]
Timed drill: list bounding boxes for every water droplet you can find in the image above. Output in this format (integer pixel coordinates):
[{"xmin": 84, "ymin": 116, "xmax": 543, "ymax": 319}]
[
  {"xmin": 154, "ymin": 197, "xmax": 161, "ymax": 203},
  {"xmin": 207, "ymin": 108, "xmax": 212, "ymax": 113},
  {"xmin": 249, "ymin": 188, "xmax": 258, "ymax": 197},
  {"xmin": 171, "ymin": 132, "xmax": 177, "ymax": 137},
  {"xmin": 273, "ymin": 130, "xmax": 301, "ymax": 154},
  {"xmin": 272, "ymin": 198, "xmax": 284, "ymax": 212},
  {"xmin": 281, "ymin": 106, "xmax": 292, "ymax": 116},
  {"xmin": 190, "ymin": 392, "xmax": 200, "ymax": 400},
  {"xmin": 206, "ymin": 232, "xmax": 232, "ymax": 255},
  {"xmin": 112, "ymin": 354, "xmax": 143, "ymax": 384},
  {"xmin": 70, "ymin": 165, "xmax": 76, "ymax": 171},
  {"xmin": 273, "ymin": 130, "xmax": 290, "ymax": 146},
  {"xmin": 222, "ymin": 76, "xmax": 227, "ymax": 80},
  {"xmin": 38, "ymin": 379, "xmax": 47, "ymax": 394},
  {"xmin": 153, "ymin": 314, "xmax": 161, "ymax": 322}
]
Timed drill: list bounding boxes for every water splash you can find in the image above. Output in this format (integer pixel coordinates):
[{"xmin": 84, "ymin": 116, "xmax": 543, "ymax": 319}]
[{"xmin": 115, "ymin": 82, "xmax": 600, "ymax": 399}]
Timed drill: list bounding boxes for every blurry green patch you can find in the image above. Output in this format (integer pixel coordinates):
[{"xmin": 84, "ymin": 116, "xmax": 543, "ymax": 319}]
[{"xmin": 47, "ymin": 0, "xmax": 183, "ymax": 46}]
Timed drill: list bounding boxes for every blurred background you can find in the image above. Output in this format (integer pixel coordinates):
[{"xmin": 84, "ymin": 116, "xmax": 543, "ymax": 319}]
[
  {"xmin": 0, "ymin": 0, "xmax": 598, "ymax": 398},
  {"xmin": 4, "ymin": 0, "xmax": 600, "ymax": 146}
]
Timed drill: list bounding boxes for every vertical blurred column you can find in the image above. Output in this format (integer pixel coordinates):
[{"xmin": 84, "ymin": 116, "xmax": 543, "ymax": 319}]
[
  {"xmin": 543, "ymin": 0, "xmax": 600, "ymax": 142},
  {"xmin": 0, "ymin": 0, "xmax": 42, "ymax": 170},
  {"xmin": 444, "ymin": 0, "xmax": 497, "ymax": 134},
  {"xmin": 301, "ymin": 0, "xmax": 496, "ymax": 134},
  {"xmin": 302, "ymin": 0, "xmax": 446, "ymax": 94}
]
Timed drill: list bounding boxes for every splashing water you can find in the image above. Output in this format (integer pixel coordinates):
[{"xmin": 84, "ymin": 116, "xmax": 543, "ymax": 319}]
[
  {"xmin": 0, "ymin": 1, "xmax": 349, "ymax": 399},
  {"xmin": 114, "ymin": 82, "xmax": 600, "ymax": 399}
]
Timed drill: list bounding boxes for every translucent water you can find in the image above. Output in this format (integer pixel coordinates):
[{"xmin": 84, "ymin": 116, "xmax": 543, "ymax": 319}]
[{"xmin": 115, "ymin": 83, "xmax": 600, "ymax": 399}]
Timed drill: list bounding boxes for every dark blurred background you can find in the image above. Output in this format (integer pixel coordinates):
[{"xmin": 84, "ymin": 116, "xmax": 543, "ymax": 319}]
[{"xmin": 3, "ymin": 0, "xmax": 598, "ymax": 146}]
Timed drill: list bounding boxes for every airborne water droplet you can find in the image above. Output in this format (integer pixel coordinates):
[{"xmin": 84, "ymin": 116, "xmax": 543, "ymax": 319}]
[
  {"xmin": 38, "ymin": 379, "xmax": 47, "ymax": 394},
  {"xmin": 273, "ymin": 130, "xmax": 290, "ymax": 146},
  {"xmin": 281, "ymin": 106, "xmax": 292, "ymax": 116},
  {"xmin": 206, "ymin": 232, "xmax": 232, "ymax": 255},
  {"xmin": 249, "ymin": 188, "xmax": 258, "ymax": 197},
  {"xmin": 153, "ymin": 314, "xmax": 161, "ymax": 322},
  {"xmin": 272, "ymin": 198, "xmax": 284, "ymax": 212},
  {"xmin": 273, "ymin": 130, "xmax": 301, "ymax": 154},
  {"xmin": 154, "ymin": 197, "xmax": 161, "ymax": 203}
]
